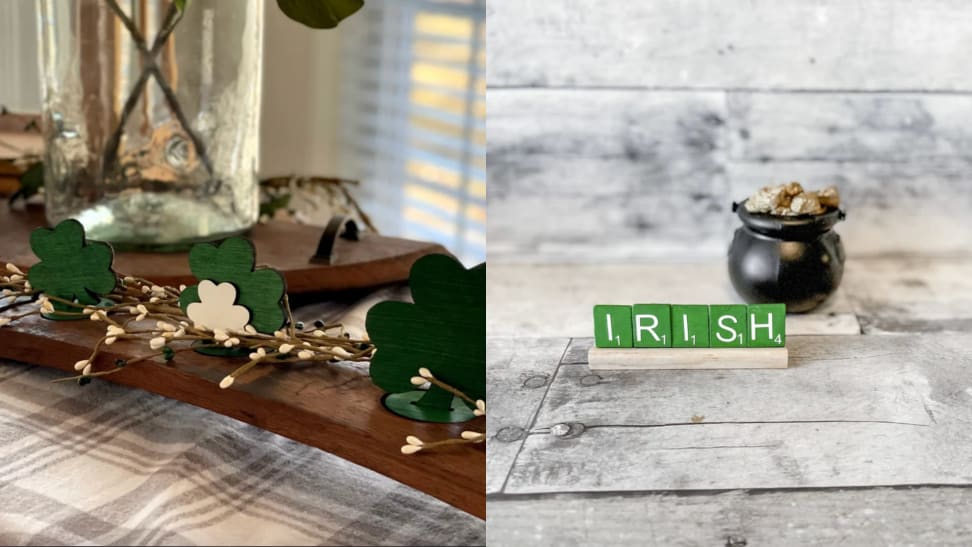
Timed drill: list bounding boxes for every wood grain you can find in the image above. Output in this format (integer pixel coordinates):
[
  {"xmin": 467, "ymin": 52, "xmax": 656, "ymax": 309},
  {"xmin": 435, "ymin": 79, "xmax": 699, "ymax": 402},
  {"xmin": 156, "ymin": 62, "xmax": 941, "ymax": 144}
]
[
  {"xmin": 487, "ymin": 0, "xmax": 972, "ymax": 90},
  {"xmin": 487, "ymin": 487, "xmax": 972, "ymax": 546},
  {"xmin": 1, "ymin": 206, "xmax": 447, "ymax": 293},
  {"xmin": 728, "ymin": 92, "xmax": 972, "ymax": 161},
  {"xmin": 588, "ymin": 346, "xmax": 788, "ymax": 370},
  {"xmin": 843, "ymin": 256, "xmax": 972, "ymax": 334},
  {"xmin": 501, "ymin": 333, "xmax": 972, "ymax": 495},
  {"xmin": 0, "ymin": 312, "xmax": 485, "ymax": 518},
  {"xmin": 540, "ymin": 337, "xmax": 930, "ymax": 429},
  {"xmin": 487, "ymin": 89, "xmax": 729, "ymax": 262},
  {"xmin": 486, "ymin": 337, "xmax": 569, "ymax": 494}
]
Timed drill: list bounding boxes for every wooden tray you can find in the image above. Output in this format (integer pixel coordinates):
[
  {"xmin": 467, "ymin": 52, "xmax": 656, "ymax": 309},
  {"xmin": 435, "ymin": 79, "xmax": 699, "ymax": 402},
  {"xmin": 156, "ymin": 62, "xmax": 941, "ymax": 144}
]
[
  {"xmin": 1, "ymin": 206, "xmax": 448, "ymax": 293},
  {"xmin": 0, "ymin": 205, "xmax": 483, "ymax": 518},
  {"xmin": 0, "ymin": 312, "xmax": 485, "ymax": 519}
]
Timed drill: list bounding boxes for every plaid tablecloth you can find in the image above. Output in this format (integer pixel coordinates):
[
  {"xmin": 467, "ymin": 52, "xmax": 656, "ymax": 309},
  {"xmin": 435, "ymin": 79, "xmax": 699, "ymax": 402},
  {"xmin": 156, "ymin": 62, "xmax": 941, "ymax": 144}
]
[
  {"xmin": 0, "ymin": 362, "xmax": 483, "ymax": 546},
  {"xmin": 0, "ymin": 293, "xmax": 484, "ymax": 546}
]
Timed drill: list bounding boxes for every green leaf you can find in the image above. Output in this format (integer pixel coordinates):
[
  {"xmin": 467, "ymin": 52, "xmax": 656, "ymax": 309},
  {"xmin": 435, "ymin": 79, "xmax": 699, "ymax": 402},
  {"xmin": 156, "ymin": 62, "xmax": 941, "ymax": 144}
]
[
  {"xmin": 276, "ymin": 0, "xmax": 363, "ymax": 29},
  {"xmin": 27, "ymin": 219, "xmax": 117, "ymax": 305},
  {"xmin": 9, "ymin": 162, "xmax": 44, "ymax": 206},
  {"xmin": 178, "ymin": 237, "xmax": 286, "ymax": 334},
  {"xmin": 259, "ymin": 192, "xmax": 291, "ymax": 219},
  {"xmin": 366, "ymin": 254, "xmax": 485, "ymax": 404},
  {"xmin": 174, "ymin": 0, "xmax": 187, "ymax": 12}
]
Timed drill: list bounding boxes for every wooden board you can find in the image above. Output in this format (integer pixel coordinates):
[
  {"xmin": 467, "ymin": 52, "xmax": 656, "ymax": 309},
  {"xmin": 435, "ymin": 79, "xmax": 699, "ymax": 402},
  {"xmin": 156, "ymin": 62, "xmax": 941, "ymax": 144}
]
[
  {"xmin": 488, "ymin": 487, "xmax": 972, "ymax": 546},
  {"xmin": 727, "ymin": 92, "xmax": 972, "ymax": 162},
  {"xmin": 487, "ymin": 0, "xmax": 972, "ymax": 90},
  {"xmin": 842, "ymin": 256, "xmax": 972, "ymax": 334},
  {"xmin": 1, "ymin": 206, "xmax": 448, "ymax": 293},
  {"xmin": 588, "ymin": 346, "xmax": 788, "ymax": 370},
  {"xmin": 486, "ymin": 337, "xmax": 569, "ymax": 494},
  {"xmin": 0, "ymin": 311, "xmax": 485, "ymax": 519},
  {"xmin": 487, "ymin": 89, "xmax": 730, "ymax": 263},
  {"xmin": 494, "ymin": 334, "xmax": 972, "ymax": 497}
]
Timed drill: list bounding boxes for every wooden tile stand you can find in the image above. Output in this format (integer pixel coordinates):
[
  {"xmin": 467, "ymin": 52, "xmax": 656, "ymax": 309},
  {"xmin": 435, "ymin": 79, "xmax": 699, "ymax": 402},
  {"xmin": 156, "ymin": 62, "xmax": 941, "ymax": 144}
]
[{"xmin": 588, "ymin": 346, "xmax": 789, "ymax": 370}]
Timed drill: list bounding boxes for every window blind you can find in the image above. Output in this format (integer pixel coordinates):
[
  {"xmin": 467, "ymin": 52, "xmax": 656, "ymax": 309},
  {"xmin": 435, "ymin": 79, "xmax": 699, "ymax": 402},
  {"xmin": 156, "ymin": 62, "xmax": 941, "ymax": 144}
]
[{"xmin": 339, "ymin": 0, "xmax": 486, "ymax": 266}]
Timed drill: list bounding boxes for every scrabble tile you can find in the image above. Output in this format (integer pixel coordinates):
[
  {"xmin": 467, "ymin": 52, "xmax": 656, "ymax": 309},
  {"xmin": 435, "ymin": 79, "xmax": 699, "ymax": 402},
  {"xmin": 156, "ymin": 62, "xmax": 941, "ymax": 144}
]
[
  {"xmin": 632, "ymin": 304, "xmax": 672, "ymax": 348},
  {"xmin": 671, "ymin": 305, "xmax": 709, "ymax": 348},
  {"xmin": 593, "ymin": 305, "xmax": 633, "ymax": 348},
  {"xmin": 747, "ymin": 303, "xmax": 786, "ymax": 347},
  {"xmin": 709, "ymin": 304, "xmax": 747, "ymax": 348}
]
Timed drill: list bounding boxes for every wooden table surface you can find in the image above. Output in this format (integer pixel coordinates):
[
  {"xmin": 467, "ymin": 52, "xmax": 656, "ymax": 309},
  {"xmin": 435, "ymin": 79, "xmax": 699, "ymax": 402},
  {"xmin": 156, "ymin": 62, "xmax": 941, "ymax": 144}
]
[{"xmin": 487, "ymin": 256, "xmax": 972, "ymax": 545}]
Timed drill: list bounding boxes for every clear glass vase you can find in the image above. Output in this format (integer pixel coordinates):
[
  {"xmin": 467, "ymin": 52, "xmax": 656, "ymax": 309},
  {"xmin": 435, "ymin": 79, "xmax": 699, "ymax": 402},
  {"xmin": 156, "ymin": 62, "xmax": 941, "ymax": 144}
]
[{"xmin": 37, "ymin": 0, "xmax": 263, "ymax": 249}]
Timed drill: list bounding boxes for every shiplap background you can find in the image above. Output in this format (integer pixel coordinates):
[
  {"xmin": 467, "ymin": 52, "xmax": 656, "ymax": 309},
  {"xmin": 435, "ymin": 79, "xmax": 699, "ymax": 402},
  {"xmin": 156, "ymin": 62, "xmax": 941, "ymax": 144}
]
[{"xmin": 486, "ymin": 0, "xmax": 972, "ymax": 263}]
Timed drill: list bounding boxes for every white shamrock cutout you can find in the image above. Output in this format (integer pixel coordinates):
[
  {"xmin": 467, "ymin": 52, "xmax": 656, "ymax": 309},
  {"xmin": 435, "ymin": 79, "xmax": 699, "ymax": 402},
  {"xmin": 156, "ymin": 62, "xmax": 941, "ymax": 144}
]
[{"xmin": 186, "ymin": 280, "xmax": 250, "ymax": 332}]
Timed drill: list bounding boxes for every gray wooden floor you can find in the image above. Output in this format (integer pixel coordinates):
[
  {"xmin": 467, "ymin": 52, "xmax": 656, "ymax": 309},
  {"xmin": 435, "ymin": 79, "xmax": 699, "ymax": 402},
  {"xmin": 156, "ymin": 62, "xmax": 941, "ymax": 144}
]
[{"xmin": 487, "ymin": 257, "xmax": 972, "ymax": 545}]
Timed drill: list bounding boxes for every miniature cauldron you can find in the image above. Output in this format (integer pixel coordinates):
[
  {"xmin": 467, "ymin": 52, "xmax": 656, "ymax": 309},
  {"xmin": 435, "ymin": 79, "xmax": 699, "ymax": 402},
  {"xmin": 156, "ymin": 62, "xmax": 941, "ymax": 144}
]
[{"xmin": 728, "ymin": 200, "xmax": 846, "ymax": 313}]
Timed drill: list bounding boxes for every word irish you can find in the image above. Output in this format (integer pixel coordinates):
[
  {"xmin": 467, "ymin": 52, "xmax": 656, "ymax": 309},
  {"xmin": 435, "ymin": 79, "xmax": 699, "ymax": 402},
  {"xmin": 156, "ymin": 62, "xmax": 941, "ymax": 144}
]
[{"xmin": 593, "ymin": 303, "xmax": 786, "ymax": 349}]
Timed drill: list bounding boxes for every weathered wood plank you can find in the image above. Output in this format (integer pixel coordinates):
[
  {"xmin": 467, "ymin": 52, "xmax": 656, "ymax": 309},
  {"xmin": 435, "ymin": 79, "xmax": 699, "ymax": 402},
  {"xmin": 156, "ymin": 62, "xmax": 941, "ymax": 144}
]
[
  {"xmin": 486, "ymin": 263, "xmax": 861, "ymax": 338},
  {"xmin": 504, "ymin": 333, "xmax": 972, "ymax": 494},
  {"xmin": 487, "ymin": 89, "xmax": 729, "ymax": 263},
  {"xmin": 487, "ymin": 487, "xmax": 972, "ymax": 546},
  {"xmin": 588, "ymin": 346, "xmax": 789, "ymax": 370},
  {"xmin": 487, "ymin": 0, "xmax": 972, "ymax": 90},
  {"xmin": 508, "ymin": 422, "xmax": 966, "ymax": 494},
  {"xmin": 843, "ymin": 257, "xmax": 972, "ymax": 334},
  {"xmin": 728, "ymin": 92, "xmax": 972, "ymax": 161},
  {"xmin": 728, "ymin": 161, "xmax": 972, "ymax": 256},
  {"xmin": 486, "ymin": 337, "xmax": 569, "ymax": 494},
  {"xmin": 538, "ymin": 337, "xmax": 930, "ymax": 428}
]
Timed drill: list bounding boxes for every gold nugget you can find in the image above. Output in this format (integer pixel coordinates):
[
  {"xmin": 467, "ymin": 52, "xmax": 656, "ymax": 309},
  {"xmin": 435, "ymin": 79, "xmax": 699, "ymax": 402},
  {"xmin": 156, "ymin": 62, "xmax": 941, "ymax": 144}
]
[{"xmin": 745, "ymin": 183, "xmax": 839, "ymax": 216}]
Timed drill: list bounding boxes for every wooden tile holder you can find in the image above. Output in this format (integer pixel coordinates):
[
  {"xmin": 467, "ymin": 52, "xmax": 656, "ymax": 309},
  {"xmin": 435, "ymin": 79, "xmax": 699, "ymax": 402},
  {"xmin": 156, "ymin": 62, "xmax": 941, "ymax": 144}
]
[{"xmin": 588, "ymin": 346, "xmax": 789, "ymax": 370}]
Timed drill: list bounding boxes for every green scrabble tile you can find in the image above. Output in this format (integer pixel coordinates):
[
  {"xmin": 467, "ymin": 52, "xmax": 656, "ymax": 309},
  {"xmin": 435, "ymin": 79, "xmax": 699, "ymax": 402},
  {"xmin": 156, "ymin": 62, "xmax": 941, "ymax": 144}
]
[
  {"xmin": 747, "ymin": 303, "xmax": 786, "ymax": 347},
  {"xmin": 709, "ymin": 304, "xmax": 747, "ymax": 348},
  {"xmin": 632, "ymin": 304, "xmax": 672, "ymax": 348},
  {"xmin": 593, "ymin": 305, "xmax": 633, "ymax": 348},
  {"xmin": 671, "ymin": 305, "xmax": 709, "ymax": 348}
]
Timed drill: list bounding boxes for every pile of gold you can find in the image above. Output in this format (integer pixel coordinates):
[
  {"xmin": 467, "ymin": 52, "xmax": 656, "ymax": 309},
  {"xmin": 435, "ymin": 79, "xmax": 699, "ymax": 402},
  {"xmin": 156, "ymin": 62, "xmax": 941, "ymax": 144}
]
[{"xmin": 744, "ymin": 182, "xmax": 840, "ymax": 216}]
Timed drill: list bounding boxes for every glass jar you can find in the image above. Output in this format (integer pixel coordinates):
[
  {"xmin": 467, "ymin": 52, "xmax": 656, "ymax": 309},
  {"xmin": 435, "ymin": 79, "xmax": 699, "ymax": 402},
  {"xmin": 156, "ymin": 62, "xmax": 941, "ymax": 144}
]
[{"xmin": 37, "ymin": 0, "xmax": 263, "ymax": 249}]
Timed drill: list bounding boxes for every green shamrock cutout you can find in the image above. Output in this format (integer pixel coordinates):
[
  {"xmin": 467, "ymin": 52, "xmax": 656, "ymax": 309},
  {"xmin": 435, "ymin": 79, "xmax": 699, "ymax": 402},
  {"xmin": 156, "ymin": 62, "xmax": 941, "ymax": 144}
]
[
  {"xmin": 178, "ymin": 237, "xmax": 286, "ymax": 334},
  {"xmin": 366, "ymin": 254, "xmax": 485, "ymax": 423},
  {"xmin": 28, "ymin": 219, "xmax": 117, "ymax": 316}
]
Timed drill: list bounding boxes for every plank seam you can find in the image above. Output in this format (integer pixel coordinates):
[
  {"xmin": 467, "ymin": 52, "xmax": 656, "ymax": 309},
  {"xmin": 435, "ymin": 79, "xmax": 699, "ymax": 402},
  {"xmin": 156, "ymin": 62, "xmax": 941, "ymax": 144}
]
[
  {"xmin": 527, "ymin": 419, "xmax": 931, "ymax": 433},
  {"xmin": 487, "ymin": 85, "xmax": 972, "ymax": 96},
  {"xmin": 487, "ymin": 483, "xmax": 972, "ymax": 502},
  {"xmin": 496, "ymin": 337, "xmax": 571, "ymax": 494}
]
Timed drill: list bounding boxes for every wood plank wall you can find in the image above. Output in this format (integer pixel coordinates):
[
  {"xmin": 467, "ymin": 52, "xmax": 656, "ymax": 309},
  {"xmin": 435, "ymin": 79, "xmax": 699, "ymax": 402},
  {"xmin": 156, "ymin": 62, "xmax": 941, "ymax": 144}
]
[{"xmin": 487, "ymin": 0, "xmax": 972, "ymax": 262}]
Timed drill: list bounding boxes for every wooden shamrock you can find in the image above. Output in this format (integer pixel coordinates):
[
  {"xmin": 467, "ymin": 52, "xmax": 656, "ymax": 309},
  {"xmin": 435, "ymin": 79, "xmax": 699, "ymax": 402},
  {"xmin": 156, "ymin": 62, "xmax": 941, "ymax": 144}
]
[
  {"xmin": 28, "ymin": 219, "xmax": 116, "ymax": 317},
  {"xmin": 178, "ymin": 237, "xmax": 286, "ymax": 334},
  {"xmin": 366, "ymin": 254, "xmax": 485, "ymax": 423}
]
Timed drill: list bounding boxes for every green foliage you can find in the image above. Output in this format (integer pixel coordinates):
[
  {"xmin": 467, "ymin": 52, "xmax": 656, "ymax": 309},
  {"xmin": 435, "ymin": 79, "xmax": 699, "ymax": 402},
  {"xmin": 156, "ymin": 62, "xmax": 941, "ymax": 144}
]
[
  {"xmin": 276, "ymin": 0, "xmax": 364, "ymax": 29},
  {"xmin": 259, "ymin": 192, "xmax": 291, "ymax": 220},
  {"xmin": 178, "ymin": 237, "xmax": 286, "ymax": 334},
  {"xmin": 27, "ymin": 219, "xmax": 116, "ymax": 307},
  {"xmin": 8, "ymin": 162, "xmax": 44, "ymax": 206},
  {"xmin": 366, "ymin": 254, "xmax": 486, "ymax": 405},
  {"xmin": 174, "ymin": 0, "xmax": 187, "ymax": 12}
]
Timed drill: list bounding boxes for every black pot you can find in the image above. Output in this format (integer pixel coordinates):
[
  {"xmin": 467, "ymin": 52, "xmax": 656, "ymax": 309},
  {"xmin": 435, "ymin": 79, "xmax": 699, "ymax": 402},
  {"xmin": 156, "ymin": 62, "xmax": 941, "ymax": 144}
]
[{"xmin": 728, "ymin": 200, "xmax": 846, "ymax": 313}]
